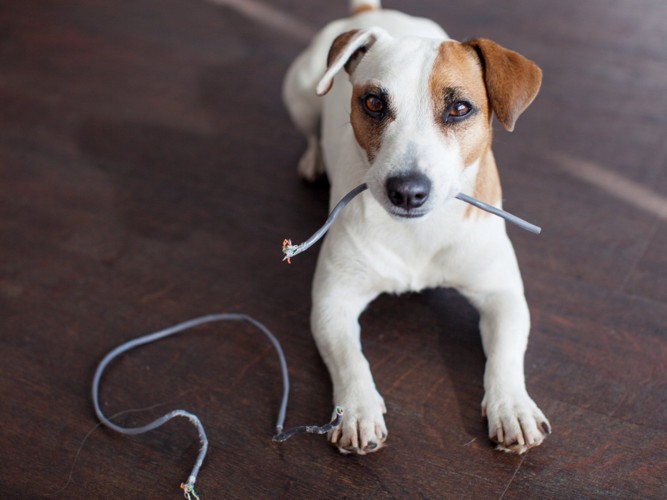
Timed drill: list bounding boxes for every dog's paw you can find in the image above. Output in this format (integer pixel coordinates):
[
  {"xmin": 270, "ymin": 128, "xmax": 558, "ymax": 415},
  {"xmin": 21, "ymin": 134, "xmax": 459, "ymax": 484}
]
[
  {"xmin": 329, "ymin": 395, "xmax": 388, "ymax": 455},
  {"xmin": 482, "ymin": 391, "xmax": 551, "ymax": 454},
  {"xmin": 297, "ymin": 136, "xmax": 324, "ymax": 182}
]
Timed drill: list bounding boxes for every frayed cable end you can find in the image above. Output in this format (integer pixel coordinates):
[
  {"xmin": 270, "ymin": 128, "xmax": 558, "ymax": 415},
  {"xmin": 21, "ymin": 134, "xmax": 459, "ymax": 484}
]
[
  {"xmin": 181, "ymin": 482, "xmax": 201, "ymax": 500},
  {"xmin": 272, "ymin": 406, "xmax": 345, "ymax": 443},
  {"xmin": 282, "ymin": 239, "xmax": 300, "ymax": 264}
]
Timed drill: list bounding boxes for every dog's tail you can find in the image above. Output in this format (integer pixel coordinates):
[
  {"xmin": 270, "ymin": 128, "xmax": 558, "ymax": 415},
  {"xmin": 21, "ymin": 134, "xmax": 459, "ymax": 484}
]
[{"xmin": 350, "ymin": 0, "xmax": 381, "ymax": 15}]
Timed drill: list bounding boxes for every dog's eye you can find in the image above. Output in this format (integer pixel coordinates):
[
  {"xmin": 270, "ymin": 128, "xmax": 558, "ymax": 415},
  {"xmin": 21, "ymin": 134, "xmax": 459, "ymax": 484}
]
[
  {"xmin": 451, "ymin": 102, "xmax": 471, "ymax": 116},
  {"xmin": 362, "ymin": 94, "xmax": 385, "ymax": 117},
  {"xmin": 444, "ymin": 101, "xmax": 473, "ymax": 123}
]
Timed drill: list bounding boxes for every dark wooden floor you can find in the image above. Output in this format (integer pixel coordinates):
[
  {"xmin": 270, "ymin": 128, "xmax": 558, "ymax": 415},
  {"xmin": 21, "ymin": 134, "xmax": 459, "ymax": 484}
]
[{"xmin": 2, "ymin": 0, "xmax": 666, "ymax": 497}]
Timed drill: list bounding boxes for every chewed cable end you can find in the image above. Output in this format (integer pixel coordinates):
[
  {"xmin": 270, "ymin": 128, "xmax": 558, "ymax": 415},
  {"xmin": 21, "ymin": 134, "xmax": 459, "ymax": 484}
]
[
  {"xmin": 181, "ymin": 482, "xmax": 200, "ymax": 500},
  {"xmin": 272, "ymin": 406, "xmax": 345, "ymax": 443},
  {"xmin": 281, "ymin": 184, "xmax": 368, "ymax": 264},
  {"xmin": 282, "ymin": 239, "xmax": 301, "ymax": 264}
]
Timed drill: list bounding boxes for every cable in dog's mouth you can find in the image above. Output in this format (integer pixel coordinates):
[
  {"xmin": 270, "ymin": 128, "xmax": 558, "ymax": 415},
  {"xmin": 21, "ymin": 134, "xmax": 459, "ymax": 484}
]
[{"xmin": 282, "ymin": 183, "xmax": 541, "ymax": 263}]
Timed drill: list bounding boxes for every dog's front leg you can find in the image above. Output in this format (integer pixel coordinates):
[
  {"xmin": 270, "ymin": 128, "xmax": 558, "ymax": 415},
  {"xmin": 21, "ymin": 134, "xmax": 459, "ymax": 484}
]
[
  {"xmin": 310, "ymin": 251, "xmax": 388, "ymax": 455},
  {"xmin": 465, "ymin": 287, "xmax": 551, "ymax": 454}
]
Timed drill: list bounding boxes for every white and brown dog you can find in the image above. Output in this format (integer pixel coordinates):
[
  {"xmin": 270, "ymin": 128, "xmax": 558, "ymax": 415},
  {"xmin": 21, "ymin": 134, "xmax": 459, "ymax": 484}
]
[{"xmin": 282, "ymin": 0, "xmax": 550, "ymax": 455}]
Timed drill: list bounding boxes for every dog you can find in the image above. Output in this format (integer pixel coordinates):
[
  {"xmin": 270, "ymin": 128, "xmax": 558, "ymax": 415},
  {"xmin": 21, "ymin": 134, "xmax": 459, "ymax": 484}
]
[{"xmin": 282, "ymin": 0, "xmax": 550, "ymax": 455}]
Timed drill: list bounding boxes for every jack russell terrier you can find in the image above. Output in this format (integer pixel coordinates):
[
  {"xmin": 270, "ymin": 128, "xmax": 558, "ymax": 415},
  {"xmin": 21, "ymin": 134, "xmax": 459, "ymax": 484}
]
[{"xmin": 282, "ymin": 0, "xmax": 551, "ymax": 455}]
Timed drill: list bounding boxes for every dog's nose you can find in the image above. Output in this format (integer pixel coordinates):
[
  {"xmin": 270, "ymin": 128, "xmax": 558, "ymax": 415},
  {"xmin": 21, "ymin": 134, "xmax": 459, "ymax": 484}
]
[{"xmin": 386, "ymin": 172, "xmax": 431, "ymax": 210}]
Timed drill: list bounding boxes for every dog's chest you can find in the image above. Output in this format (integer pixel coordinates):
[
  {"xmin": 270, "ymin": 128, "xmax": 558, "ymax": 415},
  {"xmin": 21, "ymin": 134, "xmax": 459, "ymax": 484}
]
[
  {"xmin": 394, "ymin": 247, "xmax": 453, "ymax": 292},
  {"xmin": 357, "ymin": 213, "xmax": 467, "ymax": 293}
]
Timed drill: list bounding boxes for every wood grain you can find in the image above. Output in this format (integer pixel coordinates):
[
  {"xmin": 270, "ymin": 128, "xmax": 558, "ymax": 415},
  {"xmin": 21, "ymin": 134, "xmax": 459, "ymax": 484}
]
[{"xmin": 1, "ymin": 0, "xmax": 665, "ymax": 498}]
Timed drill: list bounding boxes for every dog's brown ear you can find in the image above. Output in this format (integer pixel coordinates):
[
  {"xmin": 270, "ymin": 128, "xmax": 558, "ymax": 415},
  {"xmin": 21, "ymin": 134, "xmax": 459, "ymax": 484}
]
[
  {"xmin": 317, "ymin": 28, "xmax": 387, "ymax": 96},
  {"xmin": 465, "ymin": 38, "xmax": 542, "ymax": 132}
]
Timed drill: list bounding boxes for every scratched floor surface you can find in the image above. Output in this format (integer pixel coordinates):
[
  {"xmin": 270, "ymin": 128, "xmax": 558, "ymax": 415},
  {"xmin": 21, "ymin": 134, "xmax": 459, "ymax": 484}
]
[{"xmin": 1, "ymin": 0, "xmax": 666, "ymax": 498}]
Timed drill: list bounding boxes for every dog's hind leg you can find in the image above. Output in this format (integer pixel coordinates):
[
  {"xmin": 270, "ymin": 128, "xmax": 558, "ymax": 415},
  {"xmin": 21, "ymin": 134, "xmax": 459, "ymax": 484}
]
[
  {"xmin": 296, "ymin": 133, "xmax": 324, "ymax": 182},
  {"xmin": 282, "ymin": 48, "xmax": 326, "ymax": 181}
]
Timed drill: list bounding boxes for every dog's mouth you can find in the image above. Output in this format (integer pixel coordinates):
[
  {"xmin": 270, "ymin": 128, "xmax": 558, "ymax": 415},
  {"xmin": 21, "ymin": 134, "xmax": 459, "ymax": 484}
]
[{"xmin": 387, "ymin": 207, "xmax": 428, "ymax": 219}]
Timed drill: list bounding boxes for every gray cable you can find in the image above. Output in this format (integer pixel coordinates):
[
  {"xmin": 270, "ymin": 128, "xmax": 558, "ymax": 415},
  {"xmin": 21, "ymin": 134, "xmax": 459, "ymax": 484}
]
[
  {"xmin": 455, "ymin": 192, "xmax": 542, "ymax": 234},
  {"xmin": 282, "ymin": 183, "xmax": 368, "ymax": 262},
  {"xmin": 92, "ymin": 313, "xmax": 338, "ymax": 499},
  {"xmin": 273, "ymin": 406, "xmax": 344, "ymax": 442},
  {"xmin": 93, "ymin": 181, "xmax": 539, "ymax": 496},
  {"xmin": 282, "ymin": 183, "xmax": 541, "ymax": 262}
]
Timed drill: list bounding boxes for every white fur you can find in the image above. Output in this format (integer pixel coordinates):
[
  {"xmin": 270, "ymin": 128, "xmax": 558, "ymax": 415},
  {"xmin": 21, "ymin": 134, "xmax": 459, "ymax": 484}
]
[{"xmin": 282, "ymin": 5, "xmax": 550, "ymax": 455}]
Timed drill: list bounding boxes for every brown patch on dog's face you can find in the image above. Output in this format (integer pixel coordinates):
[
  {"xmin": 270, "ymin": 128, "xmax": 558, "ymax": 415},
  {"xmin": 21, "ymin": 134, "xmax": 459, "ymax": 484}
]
[
  {"xmin": 429, "ymin": 42, "xmax": 506, "ymax": 220},
  {"xmin": 466, "ymin": 148, "xmax": 502, "ymax": 219},
  {"xmin": 350, "ymin": 84, "xmax": 395, "ymax": 162},
  {"xmin": 429, "ymin": 41, "xmax": 492, "ymax": 168}
]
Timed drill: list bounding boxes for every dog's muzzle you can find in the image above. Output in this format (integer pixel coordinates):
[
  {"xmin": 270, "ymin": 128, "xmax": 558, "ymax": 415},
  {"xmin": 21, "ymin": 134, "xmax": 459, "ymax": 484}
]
[{"xmin": 385, "ymin": 171, "xmax": 431, "ymax": 218}]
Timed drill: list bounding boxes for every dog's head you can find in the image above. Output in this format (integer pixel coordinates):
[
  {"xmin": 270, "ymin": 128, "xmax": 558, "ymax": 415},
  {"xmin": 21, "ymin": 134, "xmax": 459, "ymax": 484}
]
[{"xmin": 317, "ymin": 28, "xmax": 542, "ymax": 219}]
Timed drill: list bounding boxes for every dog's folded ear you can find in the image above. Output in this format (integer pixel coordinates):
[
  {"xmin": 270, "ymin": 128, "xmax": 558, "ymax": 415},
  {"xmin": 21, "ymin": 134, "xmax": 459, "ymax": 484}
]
[
  {"xmin": 316, "ymin": 28, "xmax": 388, "ymax": 96},
  {"xmin": 465, "ymin": 38, "xmax": 542, "ymax": 132}
]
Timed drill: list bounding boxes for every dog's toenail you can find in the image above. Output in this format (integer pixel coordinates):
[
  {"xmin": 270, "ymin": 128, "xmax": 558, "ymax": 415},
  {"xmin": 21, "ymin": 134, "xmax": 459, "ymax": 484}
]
[
  {"xmin": 541, "ymin": 422, "xmax": 552, "ymax": 435},
  {"xmin": 367, "ymin": 441, "xmax": 378, "ymax": 450}
]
